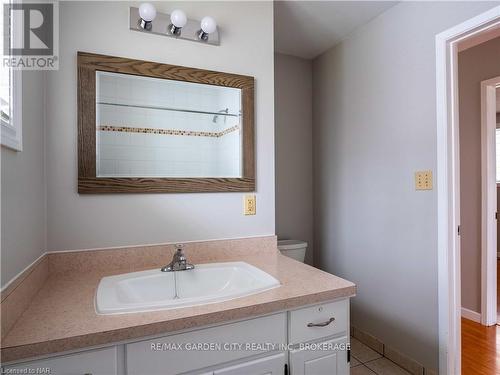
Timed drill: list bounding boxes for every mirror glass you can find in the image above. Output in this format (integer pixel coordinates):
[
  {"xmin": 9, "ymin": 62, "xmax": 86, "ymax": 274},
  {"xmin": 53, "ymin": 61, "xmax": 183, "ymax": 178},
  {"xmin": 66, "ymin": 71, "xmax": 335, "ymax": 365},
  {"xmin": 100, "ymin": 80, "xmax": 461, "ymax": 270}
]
[{"xmin": 95, "ymin": 71, "xmax": 242, "ymax": 178}]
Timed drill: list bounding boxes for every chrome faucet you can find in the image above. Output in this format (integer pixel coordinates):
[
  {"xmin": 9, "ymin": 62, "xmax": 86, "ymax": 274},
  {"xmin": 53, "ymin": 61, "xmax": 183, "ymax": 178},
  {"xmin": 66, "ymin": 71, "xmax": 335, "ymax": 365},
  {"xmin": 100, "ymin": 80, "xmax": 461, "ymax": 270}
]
[{"xmin": 161, "ymin": 244, "xmax": 195, "ymax": 272}]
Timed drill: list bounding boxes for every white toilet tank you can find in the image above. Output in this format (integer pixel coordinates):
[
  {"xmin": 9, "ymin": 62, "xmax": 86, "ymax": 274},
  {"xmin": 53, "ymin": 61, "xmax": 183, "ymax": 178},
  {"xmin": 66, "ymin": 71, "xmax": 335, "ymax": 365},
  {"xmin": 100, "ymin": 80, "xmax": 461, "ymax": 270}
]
[{"xmin": 278, "ymin": 240, "xmax": 308, "ymax": 263}]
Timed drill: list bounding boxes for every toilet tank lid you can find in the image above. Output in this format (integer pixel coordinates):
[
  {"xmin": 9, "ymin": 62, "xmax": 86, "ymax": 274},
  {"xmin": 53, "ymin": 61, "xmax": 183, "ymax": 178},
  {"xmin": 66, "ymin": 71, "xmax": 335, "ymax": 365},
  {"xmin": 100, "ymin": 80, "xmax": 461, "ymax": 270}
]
[{"xmin": 278, "ymin": 240, "xmax": 308, "ymax": 250}]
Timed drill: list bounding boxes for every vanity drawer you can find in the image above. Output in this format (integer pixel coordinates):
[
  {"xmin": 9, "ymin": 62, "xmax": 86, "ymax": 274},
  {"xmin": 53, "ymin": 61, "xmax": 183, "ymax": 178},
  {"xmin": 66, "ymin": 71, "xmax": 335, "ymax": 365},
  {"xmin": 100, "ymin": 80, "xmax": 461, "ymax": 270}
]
[
  {"xmin": 288, "ymin": 299, "xmax": 348, "ymax": 344},
  {"xmin": 126, "ymin": 312, "xmax": 286, "ymax": 375}
]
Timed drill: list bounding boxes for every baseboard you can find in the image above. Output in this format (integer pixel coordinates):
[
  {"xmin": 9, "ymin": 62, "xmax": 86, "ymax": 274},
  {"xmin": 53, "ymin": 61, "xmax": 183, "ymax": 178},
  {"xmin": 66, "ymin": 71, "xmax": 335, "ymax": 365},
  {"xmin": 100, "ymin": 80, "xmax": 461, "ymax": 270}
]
[
  {"xmin": 351, "ymin": 326, "xmax": 429, "ymax": 375},
  {"xmin": 461, "ymin": 307, "xmax": 481, "ymax": 323}
]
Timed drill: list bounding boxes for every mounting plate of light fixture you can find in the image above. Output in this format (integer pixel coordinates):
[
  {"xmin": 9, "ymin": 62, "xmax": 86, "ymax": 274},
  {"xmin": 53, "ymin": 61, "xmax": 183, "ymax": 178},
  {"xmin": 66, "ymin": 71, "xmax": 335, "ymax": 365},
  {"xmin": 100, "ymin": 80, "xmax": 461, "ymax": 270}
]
[{"xmin": 129, "ymin": 5, "xmax": 220, "ymax": 46}]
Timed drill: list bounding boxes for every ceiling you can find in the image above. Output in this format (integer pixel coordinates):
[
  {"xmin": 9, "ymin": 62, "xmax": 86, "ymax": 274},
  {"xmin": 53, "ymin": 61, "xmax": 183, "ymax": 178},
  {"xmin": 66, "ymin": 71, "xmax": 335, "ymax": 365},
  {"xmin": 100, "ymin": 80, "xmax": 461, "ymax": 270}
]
[{"xmin": 274, "ymin": 1, "xmax": 398, "ymax": 59}]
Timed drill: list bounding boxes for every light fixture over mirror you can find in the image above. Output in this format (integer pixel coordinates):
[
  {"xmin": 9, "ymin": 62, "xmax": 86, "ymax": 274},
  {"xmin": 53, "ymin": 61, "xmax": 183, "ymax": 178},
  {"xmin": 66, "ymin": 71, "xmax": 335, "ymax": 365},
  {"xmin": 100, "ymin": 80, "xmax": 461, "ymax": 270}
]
[{"xmin": 130, "ymin": 5, "xmax": 220, "ymax": 46}]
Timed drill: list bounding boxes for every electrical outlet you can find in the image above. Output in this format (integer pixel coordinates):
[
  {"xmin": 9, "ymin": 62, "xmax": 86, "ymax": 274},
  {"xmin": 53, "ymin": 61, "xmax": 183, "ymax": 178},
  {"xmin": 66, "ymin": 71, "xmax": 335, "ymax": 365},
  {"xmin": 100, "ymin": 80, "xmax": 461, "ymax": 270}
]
[
  {"xmin": 244, "ymin": 195, "xmax": 256, "ymax": 215},
  {"xmin": 415, "ymin": 170, "xmax": 433, "ymax": 190}
]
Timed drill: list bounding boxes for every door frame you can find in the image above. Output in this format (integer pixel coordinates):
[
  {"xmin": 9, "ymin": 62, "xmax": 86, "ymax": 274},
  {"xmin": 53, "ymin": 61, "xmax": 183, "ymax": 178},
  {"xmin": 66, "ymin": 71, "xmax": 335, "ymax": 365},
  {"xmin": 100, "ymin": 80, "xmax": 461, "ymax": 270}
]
[
  {"xmin": 436, "ymin": 6, "xmax": 500, "ymax": 374},
  {"xmin": 481, "ymin": 76, "xmax": 500, "ymax": 326}
]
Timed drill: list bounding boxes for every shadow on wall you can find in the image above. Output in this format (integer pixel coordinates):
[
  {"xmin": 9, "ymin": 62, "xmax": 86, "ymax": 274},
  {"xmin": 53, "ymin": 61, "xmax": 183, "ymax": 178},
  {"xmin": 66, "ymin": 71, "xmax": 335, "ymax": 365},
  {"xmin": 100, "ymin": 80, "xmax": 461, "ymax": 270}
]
[
  {"xmin": 351, "ymin": 301, "xmax": 438, "ymax": 373},
  {"xmin": 274, "ymin": 53, "xmax": 314, "ymax": 265}
]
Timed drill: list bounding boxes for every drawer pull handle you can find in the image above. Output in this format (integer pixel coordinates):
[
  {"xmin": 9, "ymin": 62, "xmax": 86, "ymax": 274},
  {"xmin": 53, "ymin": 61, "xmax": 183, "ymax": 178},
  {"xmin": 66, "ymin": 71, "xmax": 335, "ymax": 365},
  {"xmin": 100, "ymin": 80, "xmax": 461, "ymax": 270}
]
[{"xmin": 307, "ymin": 317, "xmax": 335, "ymax": 327}]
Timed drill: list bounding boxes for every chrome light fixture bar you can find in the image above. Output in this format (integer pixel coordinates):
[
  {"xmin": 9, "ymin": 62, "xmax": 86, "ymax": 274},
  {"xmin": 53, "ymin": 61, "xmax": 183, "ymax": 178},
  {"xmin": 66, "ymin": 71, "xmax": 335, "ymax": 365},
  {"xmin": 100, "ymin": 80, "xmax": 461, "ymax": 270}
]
[{"xmin": 130, "ymin": 6, "xmax": 220, "ymax": 46}]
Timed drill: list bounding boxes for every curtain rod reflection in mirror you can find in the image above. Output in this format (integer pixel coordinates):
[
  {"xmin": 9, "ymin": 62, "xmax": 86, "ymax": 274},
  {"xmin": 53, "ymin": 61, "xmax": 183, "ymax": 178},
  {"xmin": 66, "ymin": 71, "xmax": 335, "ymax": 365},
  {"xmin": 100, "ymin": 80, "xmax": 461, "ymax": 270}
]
[{"xmin": 97, "ymin": 102, "xmax": 240, "ymax": 118}]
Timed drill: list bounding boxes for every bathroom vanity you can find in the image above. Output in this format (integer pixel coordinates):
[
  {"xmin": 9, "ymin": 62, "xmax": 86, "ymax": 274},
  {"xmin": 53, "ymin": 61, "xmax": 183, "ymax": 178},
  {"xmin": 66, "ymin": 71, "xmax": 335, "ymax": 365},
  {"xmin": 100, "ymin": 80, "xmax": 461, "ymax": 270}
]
[
  {"xmin": 4, "ymin": 299, "xmax": 350, "ymax": 375},
  {"xmin": 0, "ymin": 237, "xmax": 355, "ymax": 375}
]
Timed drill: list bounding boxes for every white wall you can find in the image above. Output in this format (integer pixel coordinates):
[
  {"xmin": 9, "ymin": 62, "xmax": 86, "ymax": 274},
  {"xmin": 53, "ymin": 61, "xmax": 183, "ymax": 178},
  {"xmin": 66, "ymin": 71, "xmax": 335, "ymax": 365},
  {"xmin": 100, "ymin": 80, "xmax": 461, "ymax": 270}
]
[
  {"xmin": 458, "ymin": 37, "xmax": 500, "ymax": 313},
  {"xmin": 274, "ymin": 53, "xmax": 314, "ymax": 264},
  {"xmin": 312, "ymin": 1, "xmax": 497, "ymax": 370},
  {"xmin": 45, "ymin": 1, "xmax": 275, "ymax": 251},
  {"xmin": 1, "ymin": 71, "xmax": 46, "ymax": 286}
]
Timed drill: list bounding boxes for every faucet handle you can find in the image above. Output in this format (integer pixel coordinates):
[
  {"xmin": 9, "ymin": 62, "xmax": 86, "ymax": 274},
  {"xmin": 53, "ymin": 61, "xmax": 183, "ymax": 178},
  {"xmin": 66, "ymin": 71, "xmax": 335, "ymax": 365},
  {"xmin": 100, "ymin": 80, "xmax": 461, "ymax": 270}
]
[{"xmin": 161, "ymin": 243, "xmax": 193, "ymax": 272}]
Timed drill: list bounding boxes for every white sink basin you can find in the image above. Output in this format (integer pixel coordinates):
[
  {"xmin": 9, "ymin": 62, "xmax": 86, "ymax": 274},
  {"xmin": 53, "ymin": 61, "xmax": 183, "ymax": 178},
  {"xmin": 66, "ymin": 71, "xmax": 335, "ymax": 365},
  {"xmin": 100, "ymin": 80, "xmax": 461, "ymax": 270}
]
[{"xmin": 96, "ymin": 262, "xmax": 280, "ymax": 314}]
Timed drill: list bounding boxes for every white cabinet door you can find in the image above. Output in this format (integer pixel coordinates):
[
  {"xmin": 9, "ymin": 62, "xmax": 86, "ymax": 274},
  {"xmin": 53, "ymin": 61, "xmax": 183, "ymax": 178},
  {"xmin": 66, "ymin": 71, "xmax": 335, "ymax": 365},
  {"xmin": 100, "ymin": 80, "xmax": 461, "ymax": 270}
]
[
  {"xmin": 3, "ymin": 347, "xmax": 119, "ymax": 375},
  {"xmin": 290, "ymin": 337, "xmax": 349, "ymax": 375},
  {"xmin": 127, "ymin": 313, "xmax": 286, "ymax": 375},
  {"xmin": 214, "ymin": 353, "xmax": 286, "ymax": 375}
]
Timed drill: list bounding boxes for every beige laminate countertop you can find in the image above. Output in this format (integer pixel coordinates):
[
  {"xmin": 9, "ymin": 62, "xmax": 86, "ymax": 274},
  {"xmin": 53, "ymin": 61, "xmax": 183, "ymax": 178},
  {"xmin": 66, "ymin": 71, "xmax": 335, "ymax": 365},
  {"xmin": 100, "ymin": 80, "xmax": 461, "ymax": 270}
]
[{"xmin": 1, "ymin": 254, "xmax": 356, "ymax": 363}]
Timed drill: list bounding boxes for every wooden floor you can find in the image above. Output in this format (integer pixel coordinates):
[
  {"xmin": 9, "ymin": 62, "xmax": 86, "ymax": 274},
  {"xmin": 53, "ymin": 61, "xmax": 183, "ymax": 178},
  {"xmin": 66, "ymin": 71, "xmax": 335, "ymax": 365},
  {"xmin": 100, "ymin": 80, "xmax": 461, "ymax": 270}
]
[
  {"xmin": 462, "ymin": 318, "xmax": 500, "ymax": 375},
  {"xmin": 461, "ymin": 259, "xmax": 500, "ymax": 374},
  {"xmin": 498, "ymin": 259, "xmax": 500, "ymax": 324}
]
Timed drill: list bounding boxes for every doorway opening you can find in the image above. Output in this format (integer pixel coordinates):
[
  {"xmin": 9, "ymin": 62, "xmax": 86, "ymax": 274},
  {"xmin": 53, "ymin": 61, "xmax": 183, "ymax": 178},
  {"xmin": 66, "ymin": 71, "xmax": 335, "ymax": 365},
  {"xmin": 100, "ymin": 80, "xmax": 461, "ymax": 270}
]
[
  {"xmin": 436, "ymin": 6, "xmax": 500, "ymax": 374},
  {"xmin": 480, "ymin": 76, "xmax": 500, "ymax": 327},
  {"xmin": 493, "ymin": 83, "xmax": 500, "ymax": 324}
]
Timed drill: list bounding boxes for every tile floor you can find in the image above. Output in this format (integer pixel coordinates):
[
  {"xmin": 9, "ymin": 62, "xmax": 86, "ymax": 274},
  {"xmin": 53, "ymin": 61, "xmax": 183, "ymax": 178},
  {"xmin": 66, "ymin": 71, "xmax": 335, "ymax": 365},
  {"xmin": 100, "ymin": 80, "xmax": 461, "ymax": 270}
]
[{"xmin": 351, "ymin": 337, "xmax": 411, "ymax": 375}]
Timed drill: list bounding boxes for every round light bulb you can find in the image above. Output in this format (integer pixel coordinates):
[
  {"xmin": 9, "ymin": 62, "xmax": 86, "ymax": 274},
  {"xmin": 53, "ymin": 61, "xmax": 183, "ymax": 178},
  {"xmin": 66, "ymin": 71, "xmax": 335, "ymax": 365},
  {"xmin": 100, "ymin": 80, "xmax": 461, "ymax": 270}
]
[
  {"xmin": 200, "ymin": 16, "xmax": 217, "ymax": 34},
  {"xmin": 139, "ymin": 3, "xmax": 156, "ymax": 22},
  {"xmin": 170, "ymin": 9, "xmax": 187, "ymax": 28}
]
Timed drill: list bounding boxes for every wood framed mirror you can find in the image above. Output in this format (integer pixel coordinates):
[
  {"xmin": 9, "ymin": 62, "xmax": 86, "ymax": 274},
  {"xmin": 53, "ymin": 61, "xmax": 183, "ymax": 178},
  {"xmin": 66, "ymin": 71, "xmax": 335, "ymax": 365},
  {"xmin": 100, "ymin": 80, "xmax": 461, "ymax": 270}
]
[{"xmin": 77, "ymin": 51, "xmax": 255, "ymax": 193}]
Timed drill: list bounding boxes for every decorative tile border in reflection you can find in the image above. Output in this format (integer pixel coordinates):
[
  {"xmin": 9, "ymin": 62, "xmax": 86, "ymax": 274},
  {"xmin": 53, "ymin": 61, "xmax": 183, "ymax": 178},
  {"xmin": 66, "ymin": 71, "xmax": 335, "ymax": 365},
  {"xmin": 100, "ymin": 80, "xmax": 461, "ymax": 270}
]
[
  {"xmin": 98, "ymin": 125, "xmax": 240, "ymax": 138},
  {"xmin": 219, "ymin": 125, "xmax": 240, "ymax": 136}
]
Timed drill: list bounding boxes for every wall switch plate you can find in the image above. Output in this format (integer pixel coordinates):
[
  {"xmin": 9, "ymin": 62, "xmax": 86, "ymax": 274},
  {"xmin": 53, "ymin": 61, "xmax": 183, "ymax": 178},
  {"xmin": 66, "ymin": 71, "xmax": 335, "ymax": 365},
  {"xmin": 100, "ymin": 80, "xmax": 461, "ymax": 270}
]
[
  {"xmin": 415, "ymin": 170, "xmax": 433, "ymax": 190},
  {"xmin": 244, "ymin": 195, "xmax": 256, "ymax": 215}
]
